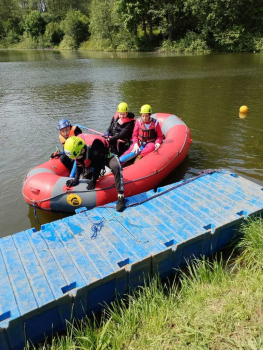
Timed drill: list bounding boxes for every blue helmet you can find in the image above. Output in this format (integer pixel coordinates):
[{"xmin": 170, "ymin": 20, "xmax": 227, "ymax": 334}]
[{"xmin": 58, "ymin": 119, "xmax": 71, "ymax": 130}]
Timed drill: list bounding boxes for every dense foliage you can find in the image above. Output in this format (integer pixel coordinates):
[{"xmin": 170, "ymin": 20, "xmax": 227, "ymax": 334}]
[{"xmin": 0, "ymin": 0, "xmax": 263, "ymax": 51}]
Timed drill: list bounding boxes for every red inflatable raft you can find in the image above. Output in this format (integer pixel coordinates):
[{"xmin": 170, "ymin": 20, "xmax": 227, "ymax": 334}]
[{"xmin": 22, "ymin": 113, "xmax": 191, "ymax": 213}]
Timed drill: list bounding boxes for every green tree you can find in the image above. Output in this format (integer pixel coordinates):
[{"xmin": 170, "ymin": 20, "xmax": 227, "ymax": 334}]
[
  {"xmin": 44, "ymin": 0, "xmax": 90, "ymax": 18},
  {"xmin": 184, "ymin": 0, "xmax": 263, "ymax": 50},
  {"xmin": 24, "ymin": 10, "xmax": 46, "ymax": 38},
  {"xmin": 116, "ymin": 0, "xmax": 162, "ymax": 43},
  {"xmin": 158, "ymin": 0, "xmax": 196, "ymax": 41},
  {"xmin": 61, "ymin": 9, "xmax": 89, "ymax": 48},
  {"xmin": 44, "ymin": 21, "xmax": 64, "ymax": 45},
  {"xmin": 89, "ymin": 0, "xmax": 116, "ymax": 46}
]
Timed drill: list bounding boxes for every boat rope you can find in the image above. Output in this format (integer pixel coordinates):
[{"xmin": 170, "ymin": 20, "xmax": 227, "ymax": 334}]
[
  {"xmin": 90, "ymin": 218, "xmax": 105, "ymax": 239},
  {"xmin": 22, "ymin": 126, "xmax": 190, "ymax": 206},
  {"xmin": 32, "ymin": 201, "xmax": 41, "ymax": 225},
  {"xmin": 100, "ymin": 169, "xmax": 223, "ymax": 209}
]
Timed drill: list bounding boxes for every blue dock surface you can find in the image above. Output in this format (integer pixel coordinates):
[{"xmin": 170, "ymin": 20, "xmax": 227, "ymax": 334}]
[{"xmin": 0, "ymin": 170, "xmax": 263, "ymax": 349}]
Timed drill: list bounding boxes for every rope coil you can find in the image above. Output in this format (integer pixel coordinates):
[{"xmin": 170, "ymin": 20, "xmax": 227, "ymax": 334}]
[{"xmin": 90, "ymin": 218, "xmax": 105, "ymax": 239}]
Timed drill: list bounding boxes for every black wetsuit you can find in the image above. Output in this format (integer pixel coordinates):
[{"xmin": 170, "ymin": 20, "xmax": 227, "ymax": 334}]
[
  {"xmin": 106, "ymin": 112, "xmax": 135, "ymax": 156},
  {"xmin": 60, "ymin": 126, "xmax": 82, "ymax": 170},
  {"xmin": 74, "ymin": 139, "xmax": 124, "ymax": 194}
]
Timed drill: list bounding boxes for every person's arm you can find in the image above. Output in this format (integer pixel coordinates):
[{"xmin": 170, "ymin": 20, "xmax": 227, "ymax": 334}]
[
  {"xmin": 155, "ymin": 122, "xmax": 164, "ymax": 145},
  {"xmin": 66, "ymin": 164, "xmax": 82, "ymax": 187},
  {"xmin": 106, "ymin": 117, "xmax": 114, "ymax": 134},
  {"xmin": 131, "ymin": 120, "xmax": 139, "ymax": 144},
  {"xmin": 75, "ymin": 126, "xmax": 82, "ymax": 136},
  {"xmin": 86, "ymin": 164, "xmax": 102, "ymax": 190}
]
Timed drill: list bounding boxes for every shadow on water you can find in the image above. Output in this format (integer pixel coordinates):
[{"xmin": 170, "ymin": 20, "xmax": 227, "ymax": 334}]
[{"xmin": 27, "ymin": 205, "xmax": 71, "ymax": 232}]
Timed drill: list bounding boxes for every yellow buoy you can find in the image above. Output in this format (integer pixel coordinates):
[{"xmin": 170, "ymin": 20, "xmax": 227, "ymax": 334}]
[{"xmin": 239, "ymin": 105, "xmax": 248, "ymax": 113}]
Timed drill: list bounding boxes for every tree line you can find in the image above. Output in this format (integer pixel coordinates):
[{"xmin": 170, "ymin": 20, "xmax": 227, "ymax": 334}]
[{"xmin": 0, "ymin": 0, "xmax": 263, "ymax": 52}]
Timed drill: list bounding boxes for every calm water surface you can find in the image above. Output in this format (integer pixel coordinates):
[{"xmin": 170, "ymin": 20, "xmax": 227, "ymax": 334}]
[{"xmin": 0, "ymin": 49, "xmax": 262, "ymax": 237}]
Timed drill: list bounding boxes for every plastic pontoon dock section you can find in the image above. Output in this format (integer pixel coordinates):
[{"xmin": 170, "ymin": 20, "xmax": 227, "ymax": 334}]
[{"xmin": 0, "ymin": 171, "xmax": 263, "ymax": 349}]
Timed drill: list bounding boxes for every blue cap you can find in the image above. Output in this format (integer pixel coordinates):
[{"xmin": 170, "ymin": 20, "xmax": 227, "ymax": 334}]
[{"xmin": 58, "ymin": 119, "xmax": 71, "ymax": 130}]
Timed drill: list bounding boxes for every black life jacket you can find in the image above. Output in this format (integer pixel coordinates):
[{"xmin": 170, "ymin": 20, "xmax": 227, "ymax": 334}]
[{"xmin": 111, "ymin": 112, "xmax": 135, "ymax": 139}]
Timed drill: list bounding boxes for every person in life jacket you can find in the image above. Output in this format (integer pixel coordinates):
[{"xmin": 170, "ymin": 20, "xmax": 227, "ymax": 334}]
[
  {"xmin": 122, "ymin": 104, "xmax": 163, "ymax": 161},
  {"xmin": 103, "ymin": 102, "xmax": 135, "ymax": 156},
  {"xmin": 64, "ymin": 135, "xmax": 126, "ymax": 212},
  {"xmin": 57, "ymin": 119, "xmax": 82, "ymax": 146},
  {"xmin": 51, "ymin": 119, "xmax": 82, "ymax": 171}
]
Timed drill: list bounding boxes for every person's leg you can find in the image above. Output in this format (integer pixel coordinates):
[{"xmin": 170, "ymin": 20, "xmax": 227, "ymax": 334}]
[
  {"xmin": 60, "ymin": 153, "xmax": 74, "ymax": 171},
  {"xmin": 107, "ymin": 156, "xmax": 124, "ymax": 194},
  {"xmin": 107, "ymin": 155, "xmax": 125, "ymax": 211},
  {"xmin": 140, "ymin": 142, "xmax": 155, "ymax": 157},
  {"xmin": 121, "ymin": 143, "xmax": 134, "ymax": 157}
]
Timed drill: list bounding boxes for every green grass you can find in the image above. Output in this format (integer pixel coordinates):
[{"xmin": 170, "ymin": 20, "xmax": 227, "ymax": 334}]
[
  {"xmin": 29, "ymin": 217, "xmax": 263, "ymax": 350},
  {"xmin": 236, "ymin": 216, "xmax": 263, "ymax": 269}
]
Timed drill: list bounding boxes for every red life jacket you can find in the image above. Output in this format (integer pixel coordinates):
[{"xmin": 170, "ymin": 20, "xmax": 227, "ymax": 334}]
[
  {"xmin": 138, "ymin": 117, "xmax": 158, "ymax": 145},
  {"xmin": 59, "ymin": 125, "xmax": 78, "ymax": 145}
]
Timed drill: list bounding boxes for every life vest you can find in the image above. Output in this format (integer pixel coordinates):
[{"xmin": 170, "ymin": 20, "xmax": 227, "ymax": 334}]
[
  {"xmin": 59, "ymin": 125, "xmax": 79, "ymax": 145},
  {"xmin": 111, "ymin": 112, "xmax": 135, "ymax": 139},
  {"xmin": 137, "ymin": 117, "xmax": 158, "ymax": 145}
]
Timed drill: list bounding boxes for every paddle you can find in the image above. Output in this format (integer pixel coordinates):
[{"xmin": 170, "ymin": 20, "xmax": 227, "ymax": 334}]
[
  {"xmin": 74, "ymin": 124, "xmax": 104, "ymax": 136},
  {"xmin": 69, "ymin": 159, "xmax": 77, "ymax": 178},
  {"xmin": 119, "ymin": 144, "xmax": 145, "ymax": 164}
]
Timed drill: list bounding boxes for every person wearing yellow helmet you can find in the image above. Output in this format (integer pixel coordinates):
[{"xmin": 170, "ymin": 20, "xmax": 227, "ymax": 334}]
[
  {"xmin": 103, "ymin": 102, "xmax": 135, "ymax": 156},
  {"xmin": 122, "ymin": 104, "xmax": 163, "ymax": 160},
  {"xmin": 64, "ymin": 134, "xmax": 126, "ymax": 212}
]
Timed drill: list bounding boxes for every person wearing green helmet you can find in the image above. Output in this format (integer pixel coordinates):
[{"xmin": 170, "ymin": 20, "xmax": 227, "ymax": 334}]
[
  {"xmin": 122, "ymin": 104, "xmax": 163, "ymax": 161},
  {"xmin": 64, "ymin": 134, "xmax": 126, "ymax": 212},
  {"xmin": 103, "ymin": 102, "xmax": 135, "ymax": 156}
]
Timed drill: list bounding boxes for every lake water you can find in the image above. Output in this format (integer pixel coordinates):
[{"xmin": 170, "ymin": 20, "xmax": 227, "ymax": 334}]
[{"xmin": 0, "ymin": 49, "xmax": 262, "ymax": 237}]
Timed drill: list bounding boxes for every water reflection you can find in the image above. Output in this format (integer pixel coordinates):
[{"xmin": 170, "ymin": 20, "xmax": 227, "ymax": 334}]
[
  {"xmin": 0, "ymin": 49, "xmax": 212, "ymax": 63},
  {"xmin": 239, "ymin": 112, "xmax": 247, "ymax": 119}
]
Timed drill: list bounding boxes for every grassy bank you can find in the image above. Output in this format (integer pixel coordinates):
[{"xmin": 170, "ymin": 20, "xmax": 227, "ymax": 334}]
[{"xmin": 29, "ymin": 217, "xmax": 263, "ymax": 350}]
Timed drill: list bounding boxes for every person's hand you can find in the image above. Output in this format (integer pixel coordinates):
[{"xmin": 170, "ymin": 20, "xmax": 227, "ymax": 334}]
[
  {"xmin": 51, "ymin": 151, "xmax": 59, "ymax": 158},
  {"xmin": 103, "ymin": 132, "xmax": 111, "ymax": 141},
  {"xmin": 66, "ymin": 179, "xmax": 78, "ymax": 187},
  {"xmin": 132, "ymin": 143, "xmax": 140, "ymax": 154},
  {"xmin": 154, "ymin": 143, "xmax": 160, "ymax": 152},
  {"xmin": 86, "ymin": 181, "xmax": 95, "ymax": 190}
]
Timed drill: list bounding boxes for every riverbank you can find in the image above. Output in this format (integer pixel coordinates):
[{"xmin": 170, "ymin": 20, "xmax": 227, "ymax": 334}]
[
  {"xmin": 1, "ymin": 36, "xmax": 262, "ymax": 53},
  {"xmin": 28, "ymin": 217, "xmax": 263, "ymax": 349}
]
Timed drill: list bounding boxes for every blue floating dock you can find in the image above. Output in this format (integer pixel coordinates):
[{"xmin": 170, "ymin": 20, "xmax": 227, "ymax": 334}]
[{"xmin": 0, "ymin": 170, "xmax": 263, "ymax": 349}]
